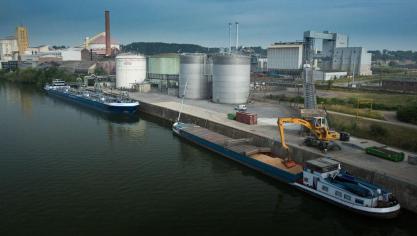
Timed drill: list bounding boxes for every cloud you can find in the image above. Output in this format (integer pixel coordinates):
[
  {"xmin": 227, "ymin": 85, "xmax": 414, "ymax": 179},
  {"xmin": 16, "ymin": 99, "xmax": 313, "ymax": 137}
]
[{"xmin": 0, "ymin": 0, "xmax": 416, "ymax": 50}]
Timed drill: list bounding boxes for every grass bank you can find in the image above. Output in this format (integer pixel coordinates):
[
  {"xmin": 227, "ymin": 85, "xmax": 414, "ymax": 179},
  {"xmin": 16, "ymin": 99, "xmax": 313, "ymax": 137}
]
[
  {"xmin": 329, "ymin": 113, "xmax": 417, "ymax": 152},
  {"xmin": 266, "ymin": 94, "xmax": 385, "ymax": 120},
  {"xmin": 325, "ymin": 105, "xmax": 384, "ymax": 120}
]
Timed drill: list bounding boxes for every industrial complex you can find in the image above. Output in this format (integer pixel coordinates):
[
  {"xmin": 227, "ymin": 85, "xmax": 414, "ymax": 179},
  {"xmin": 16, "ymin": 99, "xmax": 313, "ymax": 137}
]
[
  {"xmin": 267, "ymin": 31, "xmax": 372, "ymax": 78},
  {"xmin": 1, "ymin": 9, "xmax": 417, "ymax": 218}
]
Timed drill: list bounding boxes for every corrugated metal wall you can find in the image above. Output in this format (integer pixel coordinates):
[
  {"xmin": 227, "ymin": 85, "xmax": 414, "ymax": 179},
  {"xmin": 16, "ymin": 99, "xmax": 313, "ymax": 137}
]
[{"xmin": 267, "ymin": 46, "xmax": 303, "ymax": 70}]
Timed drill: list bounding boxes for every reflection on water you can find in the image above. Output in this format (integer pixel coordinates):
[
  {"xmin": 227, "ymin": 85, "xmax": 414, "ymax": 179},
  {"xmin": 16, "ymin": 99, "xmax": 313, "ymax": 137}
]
[
  {"xmin": 0, "ymin": 81, "xmax": 415, "ymax": 236},
  {"xmin": 1, "ymin": 82, "xmax": 34, "ymax": 118}
]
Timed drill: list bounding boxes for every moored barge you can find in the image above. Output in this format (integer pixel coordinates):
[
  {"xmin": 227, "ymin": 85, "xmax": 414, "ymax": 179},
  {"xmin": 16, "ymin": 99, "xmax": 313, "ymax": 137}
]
[
  {"xmin": 173, "ymin": 122, "xmax": 401, "ymax": 218},
  {"xmin": 44, "ymin": 80, "xmax": 139, "ymax": 114}
]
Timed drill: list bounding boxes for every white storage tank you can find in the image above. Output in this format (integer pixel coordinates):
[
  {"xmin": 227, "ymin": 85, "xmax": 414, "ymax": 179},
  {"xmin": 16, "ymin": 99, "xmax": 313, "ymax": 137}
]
[
  {"xmin": 116, "ymin": 54, "xmax": 146, "ymax": 89},
  {"xmin": 212, "ymin": 54, "xmax": 250, "ymax": 104},
  {"xmin": 179, "ymin": 53, "xmax": 210, "ymax": 99}
]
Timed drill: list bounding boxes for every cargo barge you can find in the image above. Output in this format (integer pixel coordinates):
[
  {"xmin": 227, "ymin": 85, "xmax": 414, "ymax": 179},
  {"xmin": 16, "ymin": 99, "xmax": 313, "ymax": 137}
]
[
  {"xmin": 44, "ymin": 80, "xmax": 139, "ymax": 114},
  {"xmin": 172, "ymin": 122, "xmax": 401, "ymax": 218},
  {"xmin": 173, "ymin": 122, "xmax": 303, "ymax": 183}
]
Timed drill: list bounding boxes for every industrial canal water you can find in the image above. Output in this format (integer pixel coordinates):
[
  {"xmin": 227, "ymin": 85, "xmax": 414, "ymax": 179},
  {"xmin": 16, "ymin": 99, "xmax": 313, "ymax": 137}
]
[{"xmin": 0, "ymin": 82, "xmax": 414, "ymax": 235}]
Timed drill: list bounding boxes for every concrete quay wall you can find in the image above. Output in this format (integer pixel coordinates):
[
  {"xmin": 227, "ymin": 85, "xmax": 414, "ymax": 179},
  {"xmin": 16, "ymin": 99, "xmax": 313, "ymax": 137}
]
[{"xmin": 138, "ymin": 101, "xmax": 417, "ymax": 214}]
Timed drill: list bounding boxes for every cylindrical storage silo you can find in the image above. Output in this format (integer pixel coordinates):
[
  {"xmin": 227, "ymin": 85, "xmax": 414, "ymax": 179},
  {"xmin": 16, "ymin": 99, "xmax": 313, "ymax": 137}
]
[
  {"xmin": 116, "ymin": 54, "xmax": 146, "ymax": 89},
  {"xmin": 206, "ymin": 56, "xmax": 213, "ymax": 99},
  {"xmin": 179, "ymin": 53, "xmax": 209, "ymax": 99},
  {"xmin": 212, "ymin": 54, "xmax": 250, "ymax": 104}
]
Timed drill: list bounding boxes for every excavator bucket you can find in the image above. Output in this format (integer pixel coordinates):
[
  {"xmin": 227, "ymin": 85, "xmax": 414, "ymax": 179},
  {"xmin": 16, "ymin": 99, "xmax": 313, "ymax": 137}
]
[{"xmin": 282, "ymin": 160, "xmax": 297, "ymax": 168}]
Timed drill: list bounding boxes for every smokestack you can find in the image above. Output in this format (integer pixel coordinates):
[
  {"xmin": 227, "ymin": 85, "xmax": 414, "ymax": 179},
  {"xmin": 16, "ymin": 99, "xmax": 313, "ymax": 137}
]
[
  {"xmin": 105, "ymin": 10, "xmax": 111, "ymax": 57},
  {"xmin": 228, "ymin": 23, "xmax": 232, "ymax": 53},
  {"xmin": 235, "ymin": 22, "xmax": 239, "ymax": 52}
]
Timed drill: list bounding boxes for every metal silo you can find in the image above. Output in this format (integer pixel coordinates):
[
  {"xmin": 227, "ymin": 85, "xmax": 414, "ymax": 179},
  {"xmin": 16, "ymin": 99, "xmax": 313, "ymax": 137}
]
[
  {"xmin": 179, "ymin": 53, "xmax": 210, "ymax": 99},
  {"xmin": 116, "ymin": 54, "xmax": 146, "ymax": 89},
  {"xmin": 212, "ymin": 54, "xmax": 250, "ymax": 104}
]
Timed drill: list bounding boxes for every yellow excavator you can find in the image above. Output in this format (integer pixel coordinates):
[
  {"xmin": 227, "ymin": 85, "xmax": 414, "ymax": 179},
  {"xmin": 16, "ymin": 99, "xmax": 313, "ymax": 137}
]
[{"xmin": 277, "ymin": 117, "xmax": 350, "ymax": 165}]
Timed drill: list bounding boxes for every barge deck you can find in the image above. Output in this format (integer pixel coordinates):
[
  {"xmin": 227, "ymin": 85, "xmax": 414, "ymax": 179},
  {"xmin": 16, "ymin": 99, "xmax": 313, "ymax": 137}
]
[{"xmin": 174, "ymin": 122, "xmax": 303, "ymax": 183}]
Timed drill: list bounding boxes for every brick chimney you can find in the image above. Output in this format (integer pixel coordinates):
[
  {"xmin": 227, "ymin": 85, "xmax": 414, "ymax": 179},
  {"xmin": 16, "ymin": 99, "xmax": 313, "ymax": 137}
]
[{"xmin": 105, "ymin": 10, "xmax": 111, "ymax": 56}]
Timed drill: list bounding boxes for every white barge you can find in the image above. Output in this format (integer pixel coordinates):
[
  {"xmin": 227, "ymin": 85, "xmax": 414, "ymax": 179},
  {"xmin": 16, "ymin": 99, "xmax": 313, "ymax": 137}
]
[{"xmin": 293, "ymin": 158, "xmax": 400, "ymax": 219}]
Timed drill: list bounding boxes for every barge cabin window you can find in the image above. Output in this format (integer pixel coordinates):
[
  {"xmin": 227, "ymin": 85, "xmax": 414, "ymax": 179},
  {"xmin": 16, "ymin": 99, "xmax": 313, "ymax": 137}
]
[
  {"xmin": 344, "ymin": 194, "xmax": 351, "ymax": 201},
  {"xmin": 335, "ymin": 191, "xmax": 342, "ymax": 198},
  {"xmin": 322, "ymin": 186, "xmax": 328, "ymax": 192},
  {"xmin": 355, "ymin": 199, "xmax": 364, "ymax": 205}
]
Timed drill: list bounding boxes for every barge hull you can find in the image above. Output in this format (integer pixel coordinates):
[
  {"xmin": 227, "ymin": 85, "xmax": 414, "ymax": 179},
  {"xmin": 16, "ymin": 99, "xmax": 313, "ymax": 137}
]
[
  {"xmin": 46, "ymin": 89, "xmax": 138, "ymax": 114},
  {"xmin": 293, "ymin": 183, "xmax": 401, "ymax": 219}
]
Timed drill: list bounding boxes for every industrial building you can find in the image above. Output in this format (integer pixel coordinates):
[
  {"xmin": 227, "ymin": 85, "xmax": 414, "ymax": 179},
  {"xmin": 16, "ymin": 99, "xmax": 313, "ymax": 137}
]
[
  {"xmin": 267, "ymin": 42, "xmax": 303, "ymax": 73},
  {"xmin": 59, "ymin": 61, "xmax": 97, "ymax": 74},
  {"xmin": 303, "ymin": 30, "xmax": 372, "ymax": 76},
  {"xmin": 312, "ymin": 71, "xmax": 347, "ymax": 81},
  {"xmin": 257, "ymin": 58, "xmax": 267, "ymax": 72},
  {"xmin": 20, "ymin": 47, "xmax": 83, "ymax": 62},
  {"xmin": 16, "ymin": 26, "xmax": 29, "ymax": 56},
  {"xmin": 332, "ymin": 47, "xmax": 372, "ymax": 76},
  {"xmin": 303, "ymin": 31, "xmax": 348, "ymax": 65},
  {"xmin": 0, "ymin": 36, "xmax": 19, "ymax": 62},
  {"xmin": 24, "ymin": 45, "xmax": 49, "ymax": 55},
  {"xmin": 83, "ymin": 32, "xmax": 119, "ymax": 55},
  {"xmin": 267, "ymin": 31, "xmax": 372, "ymax": 76}
]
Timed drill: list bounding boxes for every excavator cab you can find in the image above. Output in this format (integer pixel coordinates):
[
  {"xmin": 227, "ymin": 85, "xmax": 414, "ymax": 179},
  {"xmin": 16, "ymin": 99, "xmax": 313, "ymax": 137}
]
[{"xmin": 312, "ymin": 117, "xmax": 328, "ymax": 129}]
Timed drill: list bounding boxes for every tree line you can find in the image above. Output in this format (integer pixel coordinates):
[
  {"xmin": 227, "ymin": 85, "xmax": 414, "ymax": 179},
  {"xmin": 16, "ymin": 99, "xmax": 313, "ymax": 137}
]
[
  {"xmin": 121, "ymin": 42, "xmax": 267, "ymax": 56},
  {"xmin": 369, "ymin": 50, "xmax": 417, "ymax": 62}
]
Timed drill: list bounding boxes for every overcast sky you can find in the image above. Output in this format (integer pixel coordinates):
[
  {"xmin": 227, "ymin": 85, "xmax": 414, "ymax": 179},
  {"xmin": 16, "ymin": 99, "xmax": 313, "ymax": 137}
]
[{"xmin": 1, "ymin": 0, "xmax": 416, "ymax": 50}]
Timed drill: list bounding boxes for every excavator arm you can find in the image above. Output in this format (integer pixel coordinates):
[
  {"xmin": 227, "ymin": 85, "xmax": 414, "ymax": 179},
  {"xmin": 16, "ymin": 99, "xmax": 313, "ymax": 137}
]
[
  {"xmin": 277, "ymin": 117, "xmax": 316, "ymax": 168},
  {"xmin": 278, "ymin": 117, "xmax": 315, "ymax": 151},
  {"xmin": 278, "ymin": 116, "xmax": 346, "ymax": 156}
]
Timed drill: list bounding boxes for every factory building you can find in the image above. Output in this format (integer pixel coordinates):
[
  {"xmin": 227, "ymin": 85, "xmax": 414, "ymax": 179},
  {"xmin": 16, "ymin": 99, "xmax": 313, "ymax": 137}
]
[
  {"xmin": 0, "ymin": 25, "xmax": 29, "ymax": 63},
  {"xmin": 0, "ymin": 36, "xmax": 19, "ymax": 62},
  {"xmin": 257, "ymin": 58, "xmax": 267, "ymax": 72},
  {"xmin": 83, "ymin": 32, "xmax": 119, "ymax": 56},
  {"xmin": 59, "ymin": 61, "xmax": 97, "ymax": 74},
  {"xmin": 312, "ymin": 71, "xmax": 347, "ymax": 81},
  {"xmin": 303, "ymin": 30, "xmax": 372, "ymax": 76},
  {"xmin": 267, "ymin": 42, "xmax": 303, "ymax": 74},
  {"xmin": 16, "ymin": 26, "xmax": 29, "ymax": 56},
  {"xmin": 24, "ymin": 45, "xmax": 49, "ymax": 55},
  {"xmin": 20, "ymin": 47, "xmax": 83, "ymax": 63},
  {"xmin": 332, "ymin": 47, "xmax": 372, "ymax": 76},
  {"xmin": 303, "ymin": 30, "xmax": 348, "ymax": 64},
  {"xmin": 60, "ymin": 47, "xmax": 83, "ymax": 61}
]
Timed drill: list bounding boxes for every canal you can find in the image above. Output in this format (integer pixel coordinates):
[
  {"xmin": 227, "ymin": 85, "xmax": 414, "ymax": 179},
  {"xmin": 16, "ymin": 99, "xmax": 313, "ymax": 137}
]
[{"xmin": 0, "ymin": 82, "xmax": 414, "ymax": 235}]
